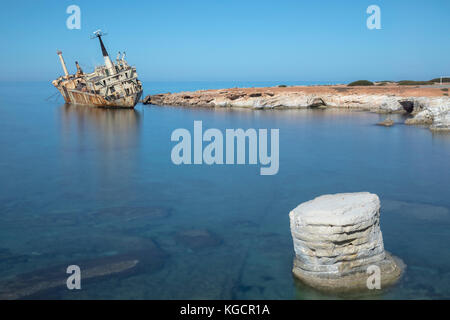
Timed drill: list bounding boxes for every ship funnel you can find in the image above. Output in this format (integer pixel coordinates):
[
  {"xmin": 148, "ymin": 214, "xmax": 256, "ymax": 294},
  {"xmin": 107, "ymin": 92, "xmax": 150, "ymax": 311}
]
[
  {"xmin": 57, "ymin": 50, "xmax": 69, "ymax": 77},
  {"xmin": 91, "ymin": 30, "xmax": 116, "ymax": 75}
]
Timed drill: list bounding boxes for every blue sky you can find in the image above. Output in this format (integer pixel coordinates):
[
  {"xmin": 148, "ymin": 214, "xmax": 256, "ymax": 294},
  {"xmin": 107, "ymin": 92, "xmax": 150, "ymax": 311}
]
[{"xmin": 0, "ymin": 0, "xmax": 449, "ymax": 82}]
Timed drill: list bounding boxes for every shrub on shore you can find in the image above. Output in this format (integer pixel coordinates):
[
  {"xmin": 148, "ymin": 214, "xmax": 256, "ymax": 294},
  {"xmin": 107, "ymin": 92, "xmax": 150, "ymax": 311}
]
[
  {"xmin": 278, "ymin": 84, "xmax": 287, "ymax": 87},
  {"xmin": 347, "ymin": 80, "xmax": 374, "ymax": 86},
  {"xmin": 397, "ymin": 80, "xmax": 433, "ymax": 85},
  {"xmin": 430, "ymin": 77, "xmax": 450, "ymax": 83}
]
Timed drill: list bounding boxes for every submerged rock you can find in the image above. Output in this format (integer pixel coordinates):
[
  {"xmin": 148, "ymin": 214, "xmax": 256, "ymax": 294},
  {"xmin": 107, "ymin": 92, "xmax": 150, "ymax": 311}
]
[
  {"xmin": 377, "ymin": 119, "xmax": 395, "ymax": 127},
  {"xmin": 0, "ymin": 255, "xmax": 139, "ymax": 300},
  {"xmin": 377, "ymin": 119, "xmax": 394, "ymax": 127},
  {"xmin": 0, "ymin": 248, "xmax": 29, "ymax": 265},
  {"xmin": 383, "ymin": 200, "xmax": 450, "ymax": 222},
  {"xmin": 176, "ymin": 229, "xmax": 222, "ymax": 251},
  {"xmin": 289, "ymin": 192, "xmax": 403, "ymax": 292},
  {"xmin": 0, "ymin": 239, "xmax": 167, "ymax": 300},
  {"xmin": 0, "ymin": 248, "xmax": 13, "ymax": 260},
  {"xmin": 92, "ymin": 206, "xmax": 171, "ymax": 221}
]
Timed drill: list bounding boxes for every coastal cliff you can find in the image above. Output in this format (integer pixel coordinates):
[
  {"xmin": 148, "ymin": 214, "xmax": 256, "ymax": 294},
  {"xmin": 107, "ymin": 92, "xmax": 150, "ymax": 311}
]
[{"xmin": 143, "ymin": 85, "xmax": 450, "ymax": 131}]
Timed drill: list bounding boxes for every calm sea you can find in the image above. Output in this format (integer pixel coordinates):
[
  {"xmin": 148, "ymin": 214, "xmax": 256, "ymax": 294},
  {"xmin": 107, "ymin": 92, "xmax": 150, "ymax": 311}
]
[{"xmin": 0, "ymin": 81, "xmax": 449, "ymax": 299}]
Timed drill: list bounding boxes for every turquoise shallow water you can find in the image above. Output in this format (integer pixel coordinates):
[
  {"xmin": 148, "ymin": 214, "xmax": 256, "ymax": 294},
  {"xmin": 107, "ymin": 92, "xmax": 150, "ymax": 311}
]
[{"xmin": 0, "ymin": 81, "xmax": 449, "ymax": 299}]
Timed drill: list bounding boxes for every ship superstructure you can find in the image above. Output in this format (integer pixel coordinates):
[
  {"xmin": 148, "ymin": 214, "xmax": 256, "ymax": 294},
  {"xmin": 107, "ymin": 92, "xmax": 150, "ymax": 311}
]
[{"xmin": 52, "ymin": 30, "xmax": 143, "ymax": 108}]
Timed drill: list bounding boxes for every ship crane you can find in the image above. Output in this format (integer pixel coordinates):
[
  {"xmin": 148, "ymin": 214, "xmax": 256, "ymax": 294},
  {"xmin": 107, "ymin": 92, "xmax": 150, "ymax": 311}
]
[{"xmin": 91, "ymin": 30, "xmax": 116, "ymax": 75}]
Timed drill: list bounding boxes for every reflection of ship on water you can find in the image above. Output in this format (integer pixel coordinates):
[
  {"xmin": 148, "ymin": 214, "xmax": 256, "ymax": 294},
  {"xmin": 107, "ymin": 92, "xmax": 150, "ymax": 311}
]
[
  {"xmin": 59, "ymin": 104, "xmax": 142, "ymax": 199},
  {"xmin": 60, "ymin": 103, "xmax": 141, "ymax": 150}
]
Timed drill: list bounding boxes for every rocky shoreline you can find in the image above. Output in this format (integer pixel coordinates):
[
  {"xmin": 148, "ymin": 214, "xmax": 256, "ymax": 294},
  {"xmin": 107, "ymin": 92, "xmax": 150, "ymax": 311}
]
[{"xmin": 143, "ymin": 85, "xmax": 450, "ymax": 131}]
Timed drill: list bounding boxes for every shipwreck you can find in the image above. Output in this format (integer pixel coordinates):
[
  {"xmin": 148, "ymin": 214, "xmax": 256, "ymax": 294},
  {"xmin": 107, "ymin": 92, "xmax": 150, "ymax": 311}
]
[{"xmin": 52, "ymin": 30, "xmax": 143, "ymax": 108}]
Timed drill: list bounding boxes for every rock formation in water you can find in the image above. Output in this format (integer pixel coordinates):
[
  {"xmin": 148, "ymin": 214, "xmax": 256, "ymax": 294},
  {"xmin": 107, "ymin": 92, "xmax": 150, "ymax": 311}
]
[
  {"xmin": 404, "ymin": 98, "xmax": 450, "ymax": 131},
  {"xmin": 142, "ymin": 85, "xmax": 450, "ymax": 131},
  {"xmin": 289, "ymin": 192, "xmax": 403, "ymax": 292}
]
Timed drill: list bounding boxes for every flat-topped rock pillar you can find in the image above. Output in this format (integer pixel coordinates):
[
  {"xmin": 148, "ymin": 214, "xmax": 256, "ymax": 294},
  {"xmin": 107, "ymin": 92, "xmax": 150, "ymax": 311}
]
[{"xmin": 289, "ymin": 192, "xmax": 403, "ymax": 291}]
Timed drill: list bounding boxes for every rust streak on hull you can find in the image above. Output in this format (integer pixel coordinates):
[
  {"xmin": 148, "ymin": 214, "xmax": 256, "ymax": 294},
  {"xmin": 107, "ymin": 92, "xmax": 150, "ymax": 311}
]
[{"xmin": 60, "ymin": 88, "xmax": 143, "ymax": 108}]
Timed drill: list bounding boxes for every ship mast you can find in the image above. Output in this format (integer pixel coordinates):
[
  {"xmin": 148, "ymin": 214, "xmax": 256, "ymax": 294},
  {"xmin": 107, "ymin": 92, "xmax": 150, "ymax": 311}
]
[
  {"xmin": 91, "ymin": 30, "xmax": 116, "ymax": 75},
  {"xmin": 56, "ymin": 50, "xmax": 69, "ymax": 78}
]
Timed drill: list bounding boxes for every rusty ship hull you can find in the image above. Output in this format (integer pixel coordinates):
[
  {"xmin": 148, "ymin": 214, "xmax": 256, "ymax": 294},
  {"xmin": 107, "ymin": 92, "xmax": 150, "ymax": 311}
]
[
  {"xmin": 53, "ymin": 30, "xmax": 143, "ymax": 109},
  {"xmin": 58, "ymin": 86, "xmax": 142, "ymax": 108}
]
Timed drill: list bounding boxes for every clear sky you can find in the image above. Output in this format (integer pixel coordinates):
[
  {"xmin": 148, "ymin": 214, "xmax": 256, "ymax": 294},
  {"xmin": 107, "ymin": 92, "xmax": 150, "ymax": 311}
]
[{"xmin": 1, "ymin": 0, "xmax": 449, "ymax": 82}]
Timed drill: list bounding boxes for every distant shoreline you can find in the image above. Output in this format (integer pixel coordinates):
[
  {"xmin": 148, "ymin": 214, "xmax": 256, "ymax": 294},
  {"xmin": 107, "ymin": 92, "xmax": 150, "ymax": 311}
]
[{"xmin": 143, "ymin": 84, "xmax": 450, "ymax": 132}]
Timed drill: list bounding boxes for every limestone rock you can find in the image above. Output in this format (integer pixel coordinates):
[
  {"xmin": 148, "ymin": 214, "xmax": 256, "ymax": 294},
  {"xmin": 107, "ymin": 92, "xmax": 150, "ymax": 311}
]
[
  {"xmin": 405, "ymin": 109, "xmax": 433, "ymax": 125},
  {"xmin": 430, "ymin": 109, "xmax": 450, "ymax": 131},
  {"xmin": 308, "ymin": 97, "xmax": 327, "ymax": 108},
  {"xmin": 141, "ymin": 87, "xmax": 450, "ymax": 132},
  {"xmin": 406, "ymin": 97, "xmax": 450, "ymax": 130},
  {"xmin": 289, "ymin": 192, "xmax": 403, "ymax": 292}
]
